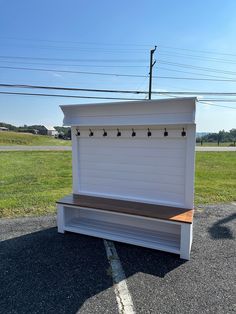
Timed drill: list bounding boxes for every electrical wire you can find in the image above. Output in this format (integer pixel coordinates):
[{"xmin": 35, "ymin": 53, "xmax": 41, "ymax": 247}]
[
  {"xmin": 199, "ymin": 99, "xmax": 236, "ymax": 102},
  {"xmin": 2, "ymin": 65, "xmax": 236, "ymax": 82},
  {"xmin": 158, "ymin": 51, "xmax": 236, "ymax": 64},
  {"xmin": 0, "ymin": 83, "xmax": 148, "ymax": 94},
  {"xmin": 1, "ymin": 90, "xmax": 235, "ymax": 109},
  {"xmin": 2, "ymin": 83, "xmax": 236, "ymax": 96},
  {"xmin": 1, "ymin": 59, "xmax": 232, "ymax": 79},
  {"xmin": 159, "ymin": 44, "xmax": 236, "ymax": 58},
  {"xmin": 157, "ymin": 66, "xmax": 236, "ymax": 79},
  {"xmin": 158, "ymin": 60, "xmax": 236, "ymax": 76},
  {"xmin": 198, "ymin": 100, "xmax": 236, "ymax": 109},
  {"xmin": 0, "ymin": 91, "xmax": 141, "ymax": 101},
  {"xmin": 153, "ymin": 91, "xmax": 236, "ymax": 96},
  {"xmin": 0, "ymin": 55, "xmax": 147, "ymax": 63},
  {"xmin": 1, "ymin": 60, "xmax": 148, "ymax": 68},
  {"xmin": 1, "ymin": 37, "xmax": 236, "ymax": 58},
  {"xmin": 0, "ymin": 36, "xmax": 152, "ymax": 47}
]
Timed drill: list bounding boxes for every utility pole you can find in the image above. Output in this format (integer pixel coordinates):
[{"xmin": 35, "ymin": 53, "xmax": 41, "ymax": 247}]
[{"xmin": 148, "ymin": 46, "xmax": 157, "ymax": 100}]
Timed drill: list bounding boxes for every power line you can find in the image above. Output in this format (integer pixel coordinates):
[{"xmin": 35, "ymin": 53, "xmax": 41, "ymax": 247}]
[
  {"xmin": 1, "ymin": 59, "xmax": 233, "ymax": 79},
  {"xmin": 158, "ymin": 60, "xmax": 236, "ymax": 76},
  {"xmin": 157, "ymin": 66, "xmax": 236, "ymax": 79},
  {"xmin": 154, "ymin": 91, "xmax": 236, "ymax": 96},
  {"xmin": 2, "ymin": 55, "xmax": 236, "ymax": 75},
  {"xmin": 2, "ymin": 65, "xmax": 236, "ymax": 82},
  {"xmin": 156, "ymin": 91, "xmax": 236, "ymax": 109},
  {"xmin": 1, "ymin": 37, "xmax": 236, "ymax": 58},
  {"xmin": 1, "ymin": 59, "xmax": 234, "ymax": 80},
  {"xmin": 1, "ymin": 90, "xmax": 236, "ymax": 109},
  {"xmin": 2, "ymin": 37, "xmax": 236, "ymax": 58},
  {"xmin": 0, "ymin": 83, "xmax": 148, "ymax": 94},
  {"xmin": 198, "ymin": 100, "xmax": 236, "ymax": 109},
  {"xmin": 0, "ymin": 55, "xmax": 147, "ymax": 63},
  {"xmin": 199, "ymin": 99, "xmax": 236, "ymax": 102},
  {"xmin": 0, "ymin": 36, "xmax": 152, "ymax": 47},
  {"xmin": 0, "ymin": 91, "xmax": 141, "ymax": 101},
  {"xmin": 159, "ymin": 44, "xmax": 236, "ymax": 58},
  {"xmin": 1, "ymin": 60, "xmax": 148, "ymax": 68},
  {"xmin": 154, "ymin": 77, "xmax": 236, "ymax": 82},
  {"xmin": 0, "ymin": 65, "xmax": 147, "ymax": 77},
  {"xmin": 0, "ymin": 43, "xmax": 149, "ymax": 53},
  {"xmin": 2, "ymin": 83, "xmax": 236, "ymax": 96},
  {"xmin": 159, "ymin": 51, "xmax": 236, "ymax": 64}
]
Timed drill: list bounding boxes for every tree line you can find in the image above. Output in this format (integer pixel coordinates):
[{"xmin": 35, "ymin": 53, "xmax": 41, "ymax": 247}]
[
  {"xmin": 0, "ymin": 122, "xmax": 71, "ymax": 138},
  {"xmin": 196, "ymin": 129, "xmax": 236, "ymax": 144}
]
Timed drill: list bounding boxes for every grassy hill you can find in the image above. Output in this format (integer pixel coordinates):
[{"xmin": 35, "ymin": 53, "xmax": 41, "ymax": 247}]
[{"xmin": 0, "ymin": 131, "xmax": 71, "ymax": 146}]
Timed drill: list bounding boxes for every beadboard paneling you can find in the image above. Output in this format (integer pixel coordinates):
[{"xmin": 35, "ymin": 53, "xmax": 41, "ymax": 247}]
[{"xmin": 77, "ymin": 136, "xmax": 187, "ymax": 207}]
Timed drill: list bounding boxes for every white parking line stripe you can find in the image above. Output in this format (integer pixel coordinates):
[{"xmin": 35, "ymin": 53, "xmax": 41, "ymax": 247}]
[{"xmin": 104, "ymin": 239, "xmax": 136, "ymax": 314}]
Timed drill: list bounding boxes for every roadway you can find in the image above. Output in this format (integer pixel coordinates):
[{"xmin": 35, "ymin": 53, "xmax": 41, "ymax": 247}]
[{"xmin": 0, "ymin": 145, "xmax": 236, "ymax": 151}]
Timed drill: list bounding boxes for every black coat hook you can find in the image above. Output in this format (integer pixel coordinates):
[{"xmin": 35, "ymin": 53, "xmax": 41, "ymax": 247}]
[
  {"xmin": 76, "ymin": 128, "xmax": 80, "ymax": 136},
  {"xmin": 89, "ymin": 129, "xmax": 94, "ymax": 137},
  {"xmin": 132, "ymin": 128, "xmax": 136, "ymax": 137},
  {"xmin": 164, "ymin": 128, "xmax": 168, "ymax": 137},
  {"xmin": 181, "ymin": 128, "xmax": 186, "ymax": 137},
  {"xmin": 103, "ymin": 129, "xmax": 107, "ymax": 137},
  {"xmin": 147, "ymin": 128, "xmax": 152, "ymax": 137},
  {"xmin": 117, "ymin": 128, "xmax": 121, "ymax": 137}
]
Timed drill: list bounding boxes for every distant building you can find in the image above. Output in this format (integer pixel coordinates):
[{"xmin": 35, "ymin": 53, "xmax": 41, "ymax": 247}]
[
  {"xmin": 43, "ymin": 126, "xmax": 58, "ymax": 137},
  {"xmin": 0, "ymin": 127, "xmax": 9, "ymax": 131}
]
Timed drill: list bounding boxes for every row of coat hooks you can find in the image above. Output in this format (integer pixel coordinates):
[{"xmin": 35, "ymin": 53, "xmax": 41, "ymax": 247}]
[{"xmin": 76, "ymin": 128, "xmax": 187, "ymax": 137}]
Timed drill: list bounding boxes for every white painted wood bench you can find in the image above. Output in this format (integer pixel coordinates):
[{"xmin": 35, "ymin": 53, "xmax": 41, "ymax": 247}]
[
  {"xmin": 57, "ymin": 194, "xmax": 194, "ymax": 259},
  {"xmin": 57, "ymin": 98, "xmax": 196, "ymax": 260}
]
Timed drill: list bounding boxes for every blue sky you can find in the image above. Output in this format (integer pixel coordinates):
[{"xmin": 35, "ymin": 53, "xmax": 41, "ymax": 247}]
[{"xmin": 0, "ymin": 0, "xmax": 236, "ymax": 131}]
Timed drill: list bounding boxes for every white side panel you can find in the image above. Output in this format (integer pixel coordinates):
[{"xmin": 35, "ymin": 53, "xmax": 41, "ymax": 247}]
[
  {"xmin": 57, "ymin": 204, "xmax": 65, "ymax": 233},
  {"xmin": 71, "ymin": 126, "xmax": 80, "ymax": 193},
  {"xmin": 180, "ymin": 223, "xmax": 193, "ymax": 260},
  {"xmin": 184, "ymin": 124, "xmax": 196, "ymax": 208},
  {"xmin": 77, "ymin": 135, "xmax": 187, "ymax": 207}
]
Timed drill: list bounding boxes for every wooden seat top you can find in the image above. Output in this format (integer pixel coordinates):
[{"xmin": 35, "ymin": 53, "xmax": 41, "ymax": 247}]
[{"xmin": 57, "ymin": 194, "xmax": 194, "ymax": 224}]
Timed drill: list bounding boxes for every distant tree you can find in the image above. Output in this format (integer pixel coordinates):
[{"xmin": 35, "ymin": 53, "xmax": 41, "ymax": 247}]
[
  {"xmin": 196, "ymin": 129, "xmax": 236, "ymax": 144},
  {"xmin": 0, "ymin": 122, "xmax": 17, "ymax": 131},
  {"xmin": 54, "ymin": 126, "xmax": 71, "ymax": 139}
]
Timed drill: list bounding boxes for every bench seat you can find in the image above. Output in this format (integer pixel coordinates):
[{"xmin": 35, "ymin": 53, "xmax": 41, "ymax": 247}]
[
  {"xmin": 57, "ymin": 194, "xmax": 194, "ymax": 224},
  {"xmin": 57, "ymin": 194, "xmax": 194, "ymax": 260}
]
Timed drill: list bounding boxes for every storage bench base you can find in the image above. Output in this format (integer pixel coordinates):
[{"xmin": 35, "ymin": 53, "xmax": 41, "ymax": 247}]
[{"xmin": 57, "ymin": 203, "xmax": 192, "ymax": 260}]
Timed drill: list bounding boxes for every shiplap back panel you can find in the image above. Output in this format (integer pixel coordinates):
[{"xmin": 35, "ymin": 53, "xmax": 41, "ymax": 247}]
[{"xmin": 77, "ymin": 136, "xmax": 187, "ymax": 207}]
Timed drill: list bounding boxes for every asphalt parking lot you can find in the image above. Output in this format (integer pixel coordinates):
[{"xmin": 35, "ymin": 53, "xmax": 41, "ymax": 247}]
[{"xmin": 0, "ymin": 203, "xmax": 235, "ymax": 314}]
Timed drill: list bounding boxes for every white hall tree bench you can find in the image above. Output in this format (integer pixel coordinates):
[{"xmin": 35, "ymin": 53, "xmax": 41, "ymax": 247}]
[{"xmin": 57, "ymin": 97, "xmax": 196, "ymax": 260}]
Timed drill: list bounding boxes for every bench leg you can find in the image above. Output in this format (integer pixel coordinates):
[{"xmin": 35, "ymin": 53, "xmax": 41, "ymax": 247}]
[
  {"xmin": 57, "ymin": 204, "xmax": 65, "ymax": 234},
  {"xmin": 180, "ymin": 223, "xmax": 192, "ymax": 260}
]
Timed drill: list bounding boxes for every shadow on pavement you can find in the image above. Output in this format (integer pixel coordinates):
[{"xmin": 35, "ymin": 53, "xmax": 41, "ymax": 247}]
[
  {"xmin": 208, "ymin": 212, "xmax": 236, "ymax": 239},
  {"xmin": 115, "ymin": 241, "xmax": 186, "ymax": 279},
  {"xmin": 0, "ymin": 228, "xmax": 184, "ymax": 313},
  {"xmin": 0, "ymin": 228, "xmax": 112, "ymax": 314}
]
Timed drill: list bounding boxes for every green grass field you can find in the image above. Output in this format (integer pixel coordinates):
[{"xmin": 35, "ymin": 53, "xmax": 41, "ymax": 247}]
[
  {"xmin": 195, "ymin": 152, "xmax": 236, "ymax": 204},
  {"xmin": 0, "ymin": 131, "xmax": 71, "ymax": 146},
  {"xmin": 0, "ymin": 151, "xmax": 72, "ymax": 218},
  {"xmin": 0, "ymin": 151, "xmax": 235, "ymax": 218}
]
